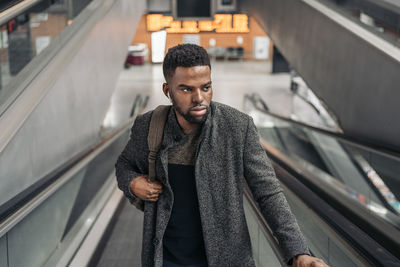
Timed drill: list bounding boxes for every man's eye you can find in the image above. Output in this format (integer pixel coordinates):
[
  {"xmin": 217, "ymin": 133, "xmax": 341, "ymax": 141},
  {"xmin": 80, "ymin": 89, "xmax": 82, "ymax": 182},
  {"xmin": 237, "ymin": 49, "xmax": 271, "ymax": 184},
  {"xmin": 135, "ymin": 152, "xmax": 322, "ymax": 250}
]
[
  {"xmin": 182, "ymin": 88, "xmax": 191, "ymax": 92},
  {"xmin": 203, "ymin": 86, "xmax": 211, "ymax": 91}
]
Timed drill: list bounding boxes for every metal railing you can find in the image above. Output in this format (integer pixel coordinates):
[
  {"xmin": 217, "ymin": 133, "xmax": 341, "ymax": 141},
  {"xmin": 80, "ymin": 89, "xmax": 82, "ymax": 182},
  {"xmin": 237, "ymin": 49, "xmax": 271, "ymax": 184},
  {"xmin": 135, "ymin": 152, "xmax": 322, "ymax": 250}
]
[
  {"xmin": 246, "ymin": 93, "xmax": 400, "ymax": 161},
  {"xmin": 0, "ymin": 94, "xmax": 147, "ymax": 238},
  {"xmin": 0, "ymin": 0, "xmax": 41, "ymax": 25},
  {"xmin": 245, "ymin": 92, "xmax": 400, "ymax": 262}
]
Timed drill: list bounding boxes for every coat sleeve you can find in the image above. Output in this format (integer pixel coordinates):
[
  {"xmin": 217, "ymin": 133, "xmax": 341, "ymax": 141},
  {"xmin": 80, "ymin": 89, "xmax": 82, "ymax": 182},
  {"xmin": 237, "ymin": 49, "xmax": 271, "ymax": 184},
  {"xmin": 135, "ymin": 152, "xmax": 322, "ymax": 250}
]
[
  {"xmin": 115, "ymin": 113, "xmax": 150, "ymax": 210},
  {"xmin": 243, "ymin": 116, "xmax": 310, "ymax": 263}
]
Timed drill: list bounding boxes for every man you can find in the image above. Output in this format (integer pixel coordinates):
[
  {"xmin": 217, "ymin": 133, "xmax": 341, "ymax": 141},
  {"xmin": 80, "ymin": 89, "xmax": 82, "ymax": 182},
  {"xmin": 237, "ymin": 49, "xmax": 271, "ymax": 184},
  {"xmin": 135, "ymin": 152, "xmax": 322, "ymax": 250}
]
[{"xmin": 116, "ymin": 44, "xmax": 328, "ymax": 267}]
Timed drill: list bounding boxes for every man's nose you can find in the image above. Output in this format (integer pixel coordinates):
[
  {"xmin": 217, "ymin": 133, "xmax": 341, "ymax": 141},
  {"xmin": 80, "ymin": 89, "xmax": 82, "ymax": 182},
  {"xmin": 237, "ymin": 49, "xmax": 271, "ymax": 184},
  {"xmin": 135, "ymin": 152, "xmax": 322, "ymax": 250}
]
[{"xmin": 192, "ymin": 88, "xmax": 204, "ymax": 104}]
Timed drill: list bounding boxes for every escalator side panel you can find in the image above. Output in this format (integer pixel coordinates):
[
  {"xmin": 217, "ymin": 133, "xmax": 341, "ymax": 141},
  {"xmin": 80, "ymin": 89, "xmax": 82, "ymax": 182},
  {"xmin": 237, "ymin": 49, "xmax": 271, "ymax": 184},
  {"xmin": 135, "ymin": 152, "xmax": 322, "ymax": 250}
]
[
  {"xmin": 240, "ymin": 0, "xmax": 400, "ymax": 151},
  {"xmin": 272, "ymin": 161, "xmax": 399, "ymax": 266}
]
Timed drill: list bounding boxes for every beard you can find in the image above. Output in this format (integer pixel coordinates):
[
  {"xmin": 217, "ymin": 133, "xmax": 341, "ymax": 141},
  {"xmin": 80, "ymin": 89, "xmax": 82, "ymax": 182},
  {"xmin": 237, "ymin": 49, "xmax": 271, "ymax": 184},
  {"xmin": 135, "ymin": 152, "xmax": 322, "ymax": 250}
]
[{"xmin": 170, "ymin": 97, "xmax": 209, "ymax": 125}]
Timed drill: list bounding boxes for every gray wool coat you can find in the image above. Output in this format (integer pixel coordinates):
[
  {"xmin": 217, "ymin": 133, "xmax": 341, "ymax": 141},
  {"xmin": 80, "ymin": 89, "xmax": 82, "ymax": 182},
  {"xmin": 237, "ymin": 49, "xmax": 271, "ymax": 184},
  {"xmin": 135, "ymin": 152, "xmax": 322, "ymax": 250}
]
[{"xmin": 115, "ymin": 101, "xmax": 309, "ymax": 267}]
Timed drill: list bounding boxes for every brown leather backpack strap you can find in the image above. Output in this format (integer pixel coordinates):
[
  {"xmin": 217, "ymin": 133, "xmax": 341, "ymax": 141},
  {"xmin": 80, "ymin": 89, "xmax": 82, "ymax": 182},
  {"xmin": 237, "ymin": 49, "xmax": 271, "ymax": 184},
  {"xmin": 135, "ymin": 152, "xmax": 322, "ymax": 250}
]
[{"xmin": 147, "ymin": 105, "xmax": 171, "ymax": 181}]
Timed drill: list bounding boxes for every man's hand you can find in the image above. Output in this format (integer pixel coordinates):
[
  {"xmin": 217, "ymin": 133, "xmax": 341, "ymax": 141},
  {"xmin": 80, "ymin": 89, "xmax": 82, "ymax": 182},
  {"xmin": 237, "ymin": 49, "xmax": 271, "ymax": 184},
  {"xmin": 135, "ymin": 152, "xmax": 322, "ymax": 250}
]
[
  {"xmin": 292, "ymin": 254, "xmax": 329, "ymax": 267},
  {"xmin": 130, "ymin": 175, "xmax": 163, "ymax": 202}
]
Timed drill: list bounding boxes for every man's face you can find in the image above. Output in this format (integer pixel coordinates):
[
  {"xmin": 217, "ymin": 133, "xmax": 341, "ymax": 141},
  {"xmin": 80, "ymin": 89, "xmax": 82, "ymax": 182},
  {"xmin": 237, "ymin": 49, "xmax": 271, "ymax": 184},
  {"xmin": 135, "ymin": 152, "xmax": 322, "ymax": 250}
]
[{"xmin": 163, "ymin": 65, "xmax": 212, "ymax": 129}]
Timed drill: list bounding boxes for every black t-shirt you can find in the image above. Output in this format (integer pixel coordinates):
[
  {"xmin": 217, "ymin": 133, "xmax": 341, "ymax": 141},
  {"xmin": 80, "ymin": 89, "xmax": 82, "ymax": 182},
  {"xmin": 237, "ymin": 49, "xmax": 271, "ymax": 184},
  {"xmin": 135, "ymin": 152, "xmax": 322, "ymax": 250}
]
[{"xmin": 163, "ymin": 127, "xmax": 207, "ymax": 265}]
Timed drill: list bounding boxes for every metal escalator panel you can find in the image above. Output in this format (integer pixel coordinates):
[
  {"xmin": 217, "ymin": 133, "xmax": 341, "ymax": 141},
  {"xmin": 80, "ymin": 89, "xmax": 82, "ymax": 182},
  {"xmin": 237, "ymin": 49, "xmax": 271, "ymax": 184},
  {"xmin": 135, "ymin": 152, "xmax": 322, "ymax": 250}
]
[
  {"xmin": 272, "ymin": 162, "xmax": 398, "ymax": 267},
  {"xmin": 243, "ymin": 175, "xmax": 376, "ymax": 266},
  {"xmin": 247, "ymin": 99, "xmax": 400, "ymax": 226},
  {"xmin": 244, "ymin": 94, "xmax": 400, "ymax": 259},
  {"xmin": 243, "ymin": 153, "xmax": 400, "ymax": 266},
  {"xmin": 322, "ymin": 0, "xmax": 400, "ymax": 47},
  {"xmin": 240, "ymin": 0, "xmax": 400, "ymax": 152},
  {"xmin": 281, "ymin": 184, "xmax": 364, "ymax": 267},
  {"xmin": 0, "ymin": 92, "xmax": 147, "ymax": 266},
  {"xmin": 243, "ymin": 190, "xmax": 287, "ymax": 267}
]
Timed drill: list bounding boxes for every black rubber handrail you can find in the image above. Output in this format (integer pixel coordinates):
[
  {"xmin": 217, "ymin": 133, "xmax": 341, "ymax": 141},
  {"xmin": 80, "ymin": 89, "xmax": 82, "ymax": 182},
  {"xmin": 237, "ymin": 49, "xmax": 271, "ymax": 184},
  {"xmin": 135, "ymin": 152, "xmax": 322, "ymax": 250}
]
[
  {"xmin": 0, "ymin": 0, "xmax": 42, "ymax": 25},
  {"xmin": 0, "ymin": 94, "xmax": 147, "ymax": 235},
  {"xmin": 0, "ymin": 0, "xmax": 23, "ymax": 12},
  {"xmin": 271, "ymin": 160, "xmax": 395, "ymax": 266},
  {"xmin": 264, "ymin": 141, "xmax": 400, "ymax": 263},
  {"xmin": 245, "ymin": 93, "xmax": 400, "ymax": 259},
  {"xmin": 247, "ymin": 92, "xmax": 400, "ymax": 214},
  {"xmin": 245, "ymin": 93, "xmax": 400, "ymax": 161}
]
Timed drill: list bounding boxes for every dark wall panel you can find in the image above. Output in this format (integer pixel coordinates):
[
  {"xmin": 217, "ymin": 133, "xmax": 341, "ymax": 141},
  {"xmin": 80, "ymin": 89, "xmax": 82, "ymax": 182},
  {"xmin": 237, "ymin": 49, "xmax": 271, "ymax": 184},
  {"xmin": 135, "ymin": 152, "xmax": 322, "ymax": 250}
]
[{"xmin": 239, "ymin": 0, "xmax": 400, "ymax": 151}]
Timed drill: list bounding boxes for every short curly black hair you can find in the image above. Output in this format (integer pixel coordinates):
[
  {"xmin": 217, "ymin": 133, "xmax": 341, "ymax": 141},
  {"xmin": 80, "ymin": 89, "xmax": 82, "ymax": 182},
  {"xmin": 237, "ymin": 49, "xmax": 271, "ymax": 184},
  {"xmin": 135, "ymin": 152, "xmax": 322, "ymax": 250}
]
[{"xmin": 163, "ymin": 44, "xmax": 211, "ymax": 82}]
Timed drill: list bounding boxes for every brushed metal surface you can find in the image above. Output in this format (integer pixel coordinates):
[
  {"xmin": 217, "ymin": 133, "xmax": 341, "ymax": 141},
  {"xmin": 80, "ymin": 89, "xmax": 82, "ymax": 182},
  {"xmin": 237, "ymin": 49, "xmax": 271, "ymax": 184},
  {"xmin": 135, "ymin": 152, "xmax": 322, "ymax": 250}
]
[
  {"xmin": 7, "ymin": 169, "xmax": 85, "ymax": 267},
  {"xmin": 243, "ymin": 197, "xmax": 283, "ymax": 267},
  {"xmin": 240, "ymin": 0, "xmax": 400, "ymax": 150},
  {"xmin": 0, "ymin": 235, "xmax": 6, "ymax": 267},
  {"xmin": 0, "ymin": 118, "xmax": 133, "ymax": 238},
  {"xmin": 0, "ymin": 0, "xmax": 145, "ymax": 206}
]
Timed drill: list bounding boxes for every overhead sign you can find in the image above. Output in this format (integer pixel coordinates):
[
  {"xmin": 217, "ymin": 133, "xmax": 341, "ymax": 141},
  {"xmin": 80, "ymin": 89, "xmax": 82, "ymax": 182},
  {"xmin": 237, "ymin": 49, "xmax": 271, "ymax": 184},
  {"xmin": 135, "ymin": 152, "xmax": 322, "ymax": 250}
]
[{"xmin": 146, "ymin": 14, "xmax": 250, "ymax": 33}]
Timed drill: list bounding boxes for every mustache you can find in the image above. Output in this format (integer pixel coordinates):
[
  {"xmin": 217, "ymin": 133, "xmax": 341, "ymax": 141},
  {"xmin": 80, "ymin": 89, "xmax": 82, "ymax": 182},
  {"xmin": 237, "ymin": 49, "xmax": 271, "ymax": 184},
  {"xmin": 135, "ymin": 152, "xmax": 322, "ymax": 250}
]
[{"xmin": 190, "ymin": 104, "xmax": 208, "ymax": 111}]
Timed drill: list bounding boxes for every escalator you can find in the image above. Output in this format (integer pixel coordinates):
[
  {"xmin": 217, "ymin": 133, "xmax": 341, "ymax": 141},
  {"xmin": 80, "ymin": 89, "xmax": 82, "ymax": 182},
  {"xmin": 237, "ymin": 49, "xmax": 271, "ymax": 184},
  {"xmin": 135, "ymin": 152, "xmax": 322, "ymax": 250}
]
[
  {"xmin": 243, "ymin": 93, "xmax": 400, "ymax": 266},
  {"xmin": 0, "ymin": 94, "xmax": 148, "ymax": 267},
  {"xmin": 240, "ymin": 0, "xmax": 400, "ymax": 152},
  {"xmin": 2, "ymin": 92, "xmax": 400, "ymax": 266},
  {"xmin": 84, "ymin": 94, "xmax": 400, "ymax": 266},
  {"xmin": 0, "ymin": 0, "xmax": 145, "ymax": 264},
  {"xmin": 1, "ymin": 1, "xmax": 398, "ymax": 266}
]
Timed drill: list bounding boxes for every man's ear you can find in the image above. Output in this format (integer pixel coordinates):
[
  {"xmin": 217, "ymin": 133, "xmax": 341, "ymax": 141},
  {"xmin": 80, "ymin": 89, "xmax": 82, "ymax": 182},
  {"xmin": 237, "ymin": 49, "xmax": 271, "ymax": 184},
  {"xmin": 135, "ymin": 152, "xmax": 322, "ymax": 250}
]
[{"xmin": 162, "ymin": 83, "xmax": 169, "ymax": 98}]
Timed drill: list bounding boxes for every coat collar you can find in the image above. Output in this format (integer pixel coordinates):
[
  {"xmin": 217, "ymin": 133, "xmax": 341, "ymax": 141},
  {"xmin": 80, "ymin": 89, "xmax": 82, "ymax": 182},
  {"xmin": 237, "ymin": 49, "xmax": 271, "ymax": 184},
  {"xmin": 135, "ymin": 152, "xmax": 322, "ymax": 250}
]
[
  {"xmin": 162, "ymin": 106, "xmax": 185, "ymax": 148},
  {"xmin": 162, "ymin": 102, "xmax": 214, "ymax": 148},
  {"xmin": 159, "ymin": 103, "xmax": 214, "ymax": 185}
]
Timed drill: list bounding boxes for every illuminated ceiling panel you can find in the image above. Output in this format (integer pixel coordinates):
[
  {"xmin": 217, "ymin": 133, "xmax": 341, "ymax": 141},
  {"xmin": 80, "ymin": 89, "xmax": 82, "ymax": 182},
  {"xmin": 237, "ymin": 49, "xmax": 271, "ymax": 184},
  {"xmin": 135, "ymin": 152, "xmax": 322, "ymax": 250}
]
[{"xmin": 147, "ymin": 14, "xmax": 250, "ymax": 33}]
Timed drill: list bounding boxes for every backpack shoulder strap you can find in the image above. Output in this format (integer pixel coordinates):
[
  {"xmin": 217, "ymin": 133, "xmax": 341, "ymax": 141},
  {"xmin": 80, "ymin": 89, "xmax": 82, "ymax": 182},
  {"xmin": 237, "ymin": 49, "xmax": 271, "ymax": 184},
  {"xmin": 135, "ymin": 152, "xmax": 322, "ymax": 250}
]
[{"xmin": 147, "ymin": 105, "xmax": 171, "ymax": 181}]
